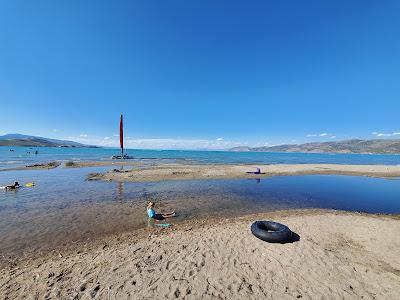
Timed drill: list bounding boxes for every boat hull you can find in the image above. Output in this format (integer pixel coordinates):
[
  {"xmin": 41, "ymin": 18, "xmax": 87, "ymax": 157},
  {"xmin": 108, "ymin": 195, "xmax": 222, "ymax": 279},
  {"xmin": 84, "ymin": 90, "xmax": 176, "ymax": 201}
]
[{"xmin": 111, "ymin": 155, "xmax": 134, "ymax": 160}]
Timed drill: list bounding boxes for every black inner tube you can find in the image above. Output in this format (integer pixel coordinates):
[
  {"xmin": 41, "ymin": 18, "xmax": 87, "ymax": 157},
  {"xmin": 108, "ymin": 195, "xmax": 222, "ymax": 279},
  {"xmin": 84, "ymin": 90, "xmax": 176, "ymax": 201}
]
[
  {"xmin": 257, "ymin": 221, "xmax": 284, "ymax": 232},
  {"xmin": 251, "ymin": 221, "xmax": 292, "ymax": 243}
]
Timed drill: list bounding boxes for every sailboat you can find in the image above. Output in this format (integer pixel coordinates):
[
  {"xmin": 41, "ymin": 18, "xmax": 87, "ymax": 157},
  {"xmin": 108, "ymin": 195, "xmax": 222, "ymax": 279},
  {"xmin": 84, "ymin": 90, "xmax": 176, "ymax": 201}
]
[{"xmin": 112, "ymin": 114, "xmax": 133, "ymax": 159}]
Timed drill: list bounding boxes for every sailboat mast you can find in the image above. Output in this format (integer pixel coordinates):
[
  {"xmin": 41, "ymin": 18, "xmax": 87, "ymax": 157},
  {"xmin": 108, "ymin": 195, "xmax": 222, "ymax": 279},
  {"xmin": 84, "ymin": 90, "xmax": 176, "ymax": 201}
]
[{"xmin": 120, "ymin": 114, "xmax": 124, "ymax": 157}]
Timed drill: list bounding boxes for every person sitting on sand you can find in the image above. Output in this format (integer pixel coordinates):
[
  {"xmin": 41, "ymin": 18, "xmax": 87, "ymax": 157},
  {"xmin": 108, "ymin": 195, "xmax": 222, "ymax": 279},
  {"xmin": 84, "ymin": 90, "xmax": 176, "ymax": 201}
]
[
  {"xmin": 147, "ymin": 201, "xmax": 176, "ymax": 220},
  {"xmin": 246, "ymin": 167, "xmax": 264, "ymax": 174},
  {"xmin": 5, "ymin": 181, "xmax": 20, "ymax": 190}
]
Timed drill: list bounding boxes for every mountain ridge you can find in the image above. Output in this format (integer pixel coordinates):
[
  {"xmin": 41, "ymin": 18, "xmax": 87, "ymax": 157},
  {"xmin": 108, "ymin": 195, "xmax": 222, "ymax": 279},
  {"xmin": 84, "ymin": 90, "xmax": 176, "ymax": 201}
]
[
  {"xmin": 0, "ymin": 134, "xmax": 97, "ymax": 148},
  {"xmin": 230, "ymin": 139, "xmax": 400, "ymax": 154}
]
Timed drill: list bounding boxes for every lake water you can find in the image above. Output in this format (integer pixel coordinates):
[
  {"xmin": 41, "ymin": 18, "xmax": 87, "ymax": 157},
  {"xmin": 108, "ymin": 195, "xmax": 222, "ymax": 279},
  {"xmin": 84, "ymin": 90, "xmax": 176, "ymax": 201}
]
[
  {"xmin": 0, "ymin": 164, "xmax": 399, "ymax": 258},
  {"xmin": 1, "ymin": 146, "xmax": 400, "ymax": 170}
]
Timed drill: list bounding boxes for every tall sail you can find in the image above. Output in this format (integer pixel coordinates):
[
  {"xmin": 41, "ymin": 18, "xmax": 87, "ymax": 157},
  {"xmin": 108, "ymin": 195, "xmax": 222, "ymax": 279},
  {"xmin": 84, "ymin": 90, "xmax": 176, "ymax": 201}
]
[
  {"xmin": 119, "ymin": 114, "xmax": 124, "ymax": 155},
  {"xmin": 112, "ymin": 113, "xmax": 132, "ymax": 159}
]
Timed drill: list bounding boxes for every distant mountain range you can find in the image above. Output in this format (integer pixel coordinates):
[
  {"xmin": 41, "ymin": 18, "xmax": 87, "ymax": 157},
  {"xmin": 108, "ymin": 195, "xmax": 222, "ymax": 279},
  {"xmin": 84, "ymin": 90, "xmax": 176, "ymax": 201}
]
[
  {"xmin": 230, "ymin": 139, "xmax": 400, "ymax": 154},
  {"xmin": 0, "ymin": 134, "xmax": 97, "ymax": 148}
]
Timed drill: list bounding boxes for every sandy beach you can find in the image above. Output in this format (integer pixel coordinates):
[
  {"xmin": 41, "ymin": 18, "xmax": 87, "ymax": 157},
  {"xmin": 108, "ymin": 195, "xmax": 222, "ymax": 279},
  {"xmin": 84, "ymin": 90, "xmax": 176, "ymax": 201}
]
[
  {"xmin": 2, "ymin": 1, "xmax": 400, "ymax": 299},
  {"xmin": 1, "ymin": 209, "xmax": 399, "ymax": 299},
  {"xmin": 87, "ymin": 163, "xmax": 400, "ymax": 182}
]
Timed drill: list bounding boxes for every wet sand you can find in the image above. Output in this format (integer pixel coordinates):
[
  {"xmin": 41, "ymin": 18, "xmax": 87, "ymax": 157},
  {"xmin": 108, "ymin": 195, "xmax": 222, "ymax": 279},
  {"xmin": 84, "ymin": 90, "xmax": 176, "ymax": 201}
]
[
  {"xmin": 1, "ymin": 209, "xmax": 399, "ymax": 299},
  {"xmin": 64, "ymin": 160, "xmax": 143, "ymax": 168},
  {"xmin": 0, "ymin": 161, "xmax": 61, "ymax": 172},
  {"xmin": 88, "ymin": 163, "xmax": 400, "ymax": 182}
]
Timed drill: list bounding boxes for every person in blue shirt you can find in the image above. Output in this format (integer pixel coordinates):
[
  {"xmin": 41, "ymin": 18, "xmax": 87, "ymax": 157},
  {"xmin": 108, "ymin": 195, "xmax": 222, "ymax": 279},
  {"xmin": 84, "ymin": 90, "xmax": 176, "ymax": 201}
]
[{"xmin": 147, "ymin": 201, "xmax": 175, "ymax": 220}]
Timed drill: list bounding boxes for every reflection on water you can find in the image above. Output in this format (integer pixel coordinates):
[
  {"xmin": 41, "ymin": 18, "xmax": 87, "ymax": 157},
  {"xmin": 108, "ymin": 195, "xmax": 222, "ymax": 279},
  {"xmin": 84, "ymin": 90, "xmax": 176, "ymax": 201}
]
[
  {"xmin": 0, "ymin": 166, "xmax": 400, "ymax": 257},
  {"xmin": 116, "ymin": 181, "xmax": 124, "ymax": 202},
  {"xmin": 115, "ymin": 166, "xmax": 125, "ymax": 202}
]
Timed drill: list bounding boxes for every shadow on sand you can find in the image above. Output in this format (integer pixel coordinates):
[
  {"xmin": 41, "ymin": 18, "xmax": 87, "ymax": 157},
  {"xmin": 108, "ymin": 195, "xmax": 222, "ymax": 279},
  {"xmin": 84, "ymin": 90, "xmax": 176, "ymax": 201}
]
[{"xmin": 285, "ymin": 232, "xmax": 300, "ymax": 244}]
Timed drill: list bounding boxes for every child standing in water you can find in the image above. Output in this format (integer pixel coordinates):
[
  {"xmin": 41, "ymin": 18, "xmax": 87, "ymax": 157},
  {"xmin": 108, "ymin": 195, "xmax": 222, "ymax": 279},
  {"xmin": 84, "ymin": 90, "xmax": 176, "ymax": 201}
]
[{"xmin": 147, "ymin": 201, "xmax": 176, "ymax": 220}]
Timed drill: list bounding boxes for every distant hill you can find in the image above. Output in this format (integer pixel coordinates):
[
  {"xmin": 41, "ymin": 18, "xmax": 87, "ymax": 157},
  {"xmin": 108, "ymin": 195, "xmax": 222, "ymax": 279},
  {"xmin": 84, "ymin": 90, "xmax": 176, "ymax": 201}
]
[
  {"xmin": 0, "ymin": 134, "xmax": 97, "ymax": 148},
  {"xmin": 230, "ymin": 139, "xmax": 400, "ymax": 154}
]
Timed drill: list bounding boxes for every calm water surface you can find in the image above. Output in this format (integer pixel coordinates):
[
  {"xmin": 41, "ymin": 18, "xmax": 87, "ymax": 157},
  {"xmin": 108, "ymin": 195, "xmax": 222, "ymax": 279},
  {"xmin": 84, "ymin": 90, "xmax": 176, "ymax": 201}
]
[
  {"xmin": 2, "ymin": 146, "xmax": 400, "ymax": 169},
  {"xmin": 0, "ymin": 166, "xmax": 399, "ymax": 257}
]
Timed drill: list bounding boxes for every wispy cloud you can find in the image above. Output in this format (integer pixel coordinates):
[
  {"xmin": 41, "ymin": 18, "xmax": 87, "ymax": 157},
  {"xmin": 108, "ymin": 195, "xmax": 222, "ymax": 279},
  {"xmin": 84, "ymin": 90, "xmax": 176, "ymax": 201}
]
[
  {"xmin": 372, "ymin": 131, "xmax": 400, "ymax": 137},
  {"xmin": 63, "ymin": 136, "xmax": 245, "ymax": 150},
  {"xmin": 123, "ymin": 138, "xmax": 243, "ymax": 150},
  {"xmin": 306, "ymin": 132, "xmax": 335, "ymax": 138},
  {"xmin": 330, "ymin": 136, "xmax": 336, "ymax": 139},
  {"xmin": 79, "ymin": 134, "xmax": 88, "ymax": 137}
]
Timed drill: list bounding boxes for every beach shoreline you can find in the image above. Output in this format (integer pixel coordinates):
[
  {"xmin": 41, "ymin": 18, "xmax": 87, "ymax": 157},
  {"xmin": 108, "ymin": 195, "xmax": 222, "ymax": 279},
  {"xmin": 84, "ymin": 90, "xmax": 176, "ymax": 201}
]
[
  {"xmin": 2, "ymin": 159, "xmax": 400, "ymax": 180},
  {"xmin": 1, "ymin": 209, "xmax": 399, "ymax": 299},
  {"xmin": 0, "ymin": 161, "xmax": 61, "ymax": 172},
  {"xmin": 86, "ymin": 163, "xmax": 400, "ymax": 182},
  {"xmin": 64, "ymin": 160, "xmax": 144, "ymax": 168}
]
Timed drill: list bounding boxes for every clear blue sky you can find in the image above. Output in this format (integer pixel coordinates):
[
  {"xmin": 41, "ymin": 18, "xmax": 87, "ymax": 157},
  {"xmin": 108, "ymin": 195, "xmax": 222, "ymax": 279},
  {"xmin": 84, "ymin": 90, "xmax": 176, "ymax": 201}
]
[{"xmin": 1, "ymin": 0, "xmax": 399, "ymax": 149}]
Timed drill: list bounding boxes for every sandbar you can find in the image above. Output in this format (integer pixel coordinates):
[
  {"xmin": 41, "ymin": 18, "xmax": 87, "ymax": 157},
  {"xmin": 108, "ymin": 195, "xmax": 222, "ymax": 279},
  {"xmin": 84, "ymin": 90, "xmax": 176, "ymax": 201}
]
[
  {"xmin": 88, "ymin": 163, "xmax": 400, "ymax": 182},
  {"xmin": 0, "ymin": 161, "xmax": 61, "ymax": 172},
  {"xmin": 64, "ymin": 160, "xmax": 143, "ymax": 168}
]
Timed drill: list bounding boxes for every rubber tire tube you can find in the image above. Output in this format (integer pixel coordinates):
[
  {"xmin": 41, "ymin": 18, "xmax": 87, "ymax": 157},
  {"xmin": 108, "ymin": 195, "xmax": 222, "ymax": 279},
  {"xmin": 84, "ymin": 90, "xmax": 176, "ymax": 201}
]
[{"xmin": 251, "ymin": 221, "xmax": 292, "ymax": 243}]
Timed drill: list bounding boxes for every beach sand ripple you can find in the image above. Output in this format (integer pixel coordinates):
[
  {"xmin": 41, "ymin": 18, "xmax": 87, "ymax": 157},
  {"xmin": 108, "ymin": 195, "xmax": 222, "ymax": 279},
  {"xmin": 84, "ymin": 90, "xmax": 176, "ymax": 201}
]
[{"xmin": 1, "ymin": 210, "xmax": 399, "ymax": 299}]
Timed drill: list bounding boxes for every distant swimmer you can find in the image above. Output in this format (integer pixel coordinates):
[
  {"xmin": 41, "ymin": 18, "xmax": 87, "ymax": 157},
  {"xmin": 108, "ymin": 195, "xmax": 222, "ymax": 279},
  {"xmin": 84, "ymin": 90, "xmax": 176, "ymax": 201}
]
[
  {"xmin": 5, "ymin": 181, "xmax": 20, "ymax": 190},
  {"xmin": 35, "ymin": 150, "xmax": 38, "ymax": 155}
]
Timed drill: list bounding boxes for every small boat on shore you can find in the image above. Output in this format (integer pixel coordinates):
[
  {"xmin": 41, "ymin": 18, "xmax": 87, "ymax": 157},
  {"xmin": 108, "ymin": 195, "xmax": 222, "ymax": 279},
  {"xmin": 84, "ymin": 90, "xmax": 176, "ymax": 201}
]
[{"xmin": 112, "ymin": 114, "xmax": 133, "ymax": 160}]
